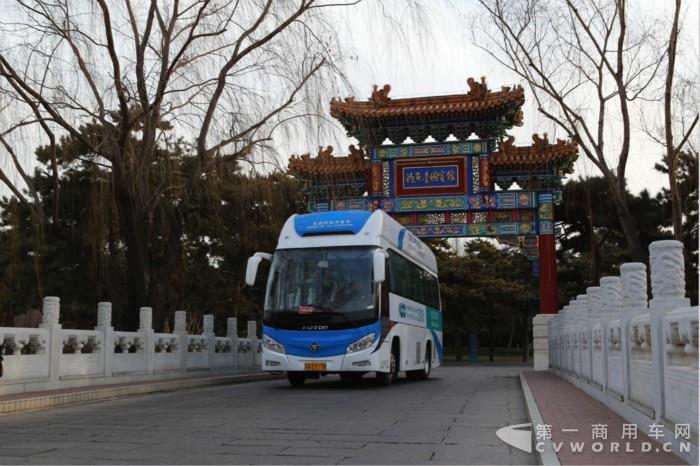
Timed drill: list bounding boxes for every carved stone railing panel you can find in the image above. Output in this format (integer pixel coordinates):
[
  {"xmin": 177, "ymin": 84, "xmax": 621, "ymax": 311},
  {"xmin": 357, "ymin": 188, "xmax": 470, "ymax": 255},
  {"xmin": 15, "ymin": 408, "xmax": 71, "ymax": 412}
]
[
  {"xmin": 112, "ymin": 331, "xmax": 147, "ymax": 374},
  {"xmin": 663, "ymin": 306, "xmax": 699, "ymax": 432},
  {"xmin": 0, "ymin": 327, "xmax": 51, "ymax": 380},
  {"xmin": 61, "ymin": 330, "xmax": 102, "ymax": 354},
  {"xmin": 113, "ymin": 331, "xmax": 144, "ymax": 354},
  {"xmin": 628, "ymin": 313, "xmax": 654, "ymax": 411},
  {"xmin": 154, "ymin": 334, "xmax": 180, "ymax": 354},
  {"xmin": 214, "ymin": 337, "xmax": 233, "ymax": 354},
  {"xmin": 153, "ymin": 333, "xmax": 181, "ymax": 372},
  {"xmin": 187, "ymin": 336, "xmax": 208, "ymax": 353},
  {"xmin": 185, "ymin": 335, "xmax": 209, "ymax": 369},
  {"xmin": 606, "ymin": 319, "xmax": 624, "ymax": 396},
  {"xmin": 1, "ymin": 329, "xmax": 48, "ymax": 355},
  {"xmin": 629, "ymin": 315, "xmax": 653, "ymax": 362},
  {"xmin": 213, "ymin": 337, "xmax": 235, "ymax": 368},
  {"xmin": 60, "ymin": 329, "xmax": 104, "ymax": 377}
]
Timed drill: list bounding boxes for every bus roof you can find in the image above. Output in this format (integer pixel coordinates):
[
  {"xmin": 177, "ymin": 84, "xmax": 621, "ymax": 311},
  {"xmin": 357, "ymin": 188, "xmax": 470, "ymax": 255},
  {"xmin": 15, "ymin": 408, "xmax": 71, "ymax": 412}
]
[{"xmin": 276, "ymin": 210, "xmax": 438, "ymax": 274}]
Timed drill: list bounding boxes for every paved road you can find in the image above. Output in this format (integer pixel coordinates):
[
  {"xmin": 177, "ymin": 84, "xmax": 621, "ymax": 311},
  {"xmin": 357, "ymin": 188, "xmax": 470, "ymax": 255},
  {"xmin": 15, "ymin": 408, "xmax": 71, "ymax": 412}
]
[{"xmin": 0, "ymin": 365, "xmax": 534, "ymax": 465}]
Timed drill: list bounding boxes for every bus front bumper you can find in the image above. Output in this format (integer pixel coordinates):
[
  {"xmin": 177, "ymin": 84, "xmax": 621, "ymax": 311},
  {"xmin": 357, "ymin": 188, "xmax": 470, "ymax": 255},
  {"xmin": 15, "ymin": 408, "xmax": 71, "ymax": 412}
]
[{"xmin": 262, "ymin": 346, "xmax": 386, "ymax": 373}]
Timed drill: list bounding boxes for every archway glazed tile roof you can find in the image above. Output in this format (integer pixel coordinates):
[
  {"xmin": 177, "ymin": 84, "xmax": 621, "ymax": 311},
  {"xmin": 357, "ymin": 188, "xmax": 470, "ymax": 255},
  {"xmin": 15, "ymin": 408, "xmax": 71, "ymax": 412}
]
[
  {"xmin": 330, "ymin": 78, "xmax": 525, "ymax": 124},
  {"xmin": 288, "ymin": 145, "xmax": 369, "ymax": 178},
  {"xmin": 489, "ymin": 134, "xmax": 579, "ymax": 173}
]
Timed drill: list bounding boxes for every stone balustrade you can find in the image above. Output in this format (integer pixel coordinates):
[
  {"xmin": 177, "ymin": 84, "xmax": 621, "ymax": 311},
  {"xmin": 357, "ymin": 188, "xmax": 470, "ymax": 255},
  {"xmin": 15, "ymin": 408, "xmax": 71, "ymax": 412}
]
[
  {"xmin": 0, "ymin": 302, "xmax": 261, "ymax": 395},
  {"xmin": 533, "ymin": 240, "xmax": 699, "ymax": 461}
]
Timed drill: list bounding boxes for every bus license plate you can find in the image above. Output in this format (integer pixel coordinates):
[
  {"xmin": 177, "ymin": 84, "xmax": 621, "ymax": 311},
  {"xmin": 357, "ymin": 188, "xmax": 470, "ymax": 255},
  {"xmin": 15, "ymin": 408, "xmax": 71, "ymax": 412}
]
[{"xmin": 304, "ymin": 362, "xmax": 326, "ymax": 371}]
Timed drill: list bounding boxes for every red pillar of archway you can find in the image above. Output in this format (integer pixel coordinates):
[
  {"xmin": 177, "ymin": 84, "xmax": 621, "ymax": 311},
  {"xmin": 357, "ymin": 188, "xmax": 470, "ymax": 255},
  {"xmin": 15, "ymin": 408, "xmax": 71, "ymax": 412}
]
[{"xmin": 538, "ymin": 234, "xmax": 558, "ymax": 314}]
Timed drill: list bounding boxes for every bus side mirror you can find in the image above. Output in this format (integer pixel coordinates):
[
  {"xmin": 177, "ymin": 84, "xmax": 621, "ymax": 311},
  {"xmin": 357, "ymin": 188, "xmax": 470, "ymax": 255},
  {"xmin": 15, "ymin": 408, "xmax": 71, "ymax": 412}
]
[
  {"xmin": 373, "ymin": 250, "xmax": 386, "ymax": 283},
  {"xmin": 245, "ymin": 252, "xmax": 272, "ymax": 287}
]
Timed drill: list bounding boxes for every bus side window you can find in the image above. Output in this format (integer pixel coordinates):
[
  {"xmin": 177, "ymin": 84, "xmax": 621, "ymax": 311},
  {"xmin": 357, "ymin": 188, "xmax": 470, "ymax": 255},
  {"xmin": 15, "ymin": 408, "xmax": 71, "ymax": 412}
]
[{"xmin": 387, "ymin": 249, "xmax": 439, "ymax": 309}]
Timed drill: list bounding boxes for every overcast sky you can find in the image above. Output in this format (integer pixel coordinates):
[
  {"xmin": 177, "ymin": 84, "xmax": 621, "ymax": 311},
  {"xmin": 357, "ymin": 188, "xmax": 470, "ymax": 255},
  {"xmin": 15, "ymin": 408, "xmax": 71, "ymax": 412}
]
[{"xmin": 276, "ymin": 0, "xmax": 699, "ymax": 196}]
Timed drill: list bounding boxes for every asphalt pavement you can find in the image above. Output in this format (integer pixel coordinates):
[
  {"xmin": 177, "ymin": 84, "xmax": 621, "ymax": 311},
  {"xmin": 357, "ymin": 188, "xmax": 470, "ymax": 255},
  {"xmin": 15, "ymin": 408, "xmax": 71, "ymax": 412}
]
[{"xmin": 0, "ymin": 365, "xmax": 534, "ymax": 465}]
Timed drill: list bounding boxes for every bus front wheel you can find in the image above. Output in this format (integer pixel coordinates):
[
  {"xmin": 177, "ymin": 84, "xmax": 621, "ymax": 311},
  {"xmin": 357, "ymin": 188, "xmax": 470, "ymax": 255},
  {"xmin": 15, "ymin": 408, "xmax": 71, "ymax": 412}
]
[{"xmin": 287, "ymin": 372, "xmax": 306, "ymax": 387}]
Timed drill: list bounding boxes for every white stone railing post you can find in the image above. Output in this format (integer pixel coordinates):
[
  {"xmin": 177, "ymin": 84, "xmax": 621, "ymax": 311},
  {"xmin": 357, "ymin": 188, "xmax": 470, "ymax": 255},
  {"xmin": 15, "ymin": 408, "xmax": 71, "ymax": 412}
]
[
  {"xmin": 558, "ymin": 304, "xmax": 570, "ymax": 371},
  {"xmin": 174, "ymin": 310, "xmax": 188, "ymax": 372},
  {"xmin": 648, "ymin": 240, "xmax": 690, "ymax": 422},
  {"xmin": 139, "ymin": 307, "xmax": 155, "ymax": 373},
  {"xmin": 588, "ymin": 286, "xmax": 607, "ymax": 389},
  {"xmin": 568, "ymin": 301, "xmax": 577, "ymax": 373},
  {"xmin": 573, "ymin": 295, "xmax": 587, "ymax": 377},
  {"xmin": 558, "ymin": 305, "xmax": 569, "ymax": 372},
  {"xmin": 247, "ymin": 320, "xmax": 259, "ymax": 369},
  {"xmin": 600, "ymin": 276, "xmax": 622, "ymax": 394},
  {"xmin": 574, "ymin": 298, "xmax": 584, "ymax": 378},
  {"xmin": 95, "ymin": 302, "xmax": 114, "ymax": 377},
  {"xmin": 620, "ymin": 262, "xmax": 647, "ymax": 404},
  {"xmin": 576, "ymin": 294, "xmax": 590, "ymax": 382},
  {"xmin": 557, "ymin": 308, "xmax": 565, "ymax": 370},
  {"xmin": 547, "ymin": 316, "xmax": 556, "ymax": 369},
  {"xmin": 570, "ymin": 296, "xmax": 584, "ymax": 374},
  {"xmin": 203, "ymin": 314, "xmax": 215, "ymax": 371},
  {"xmin": 39, "ymin": 296, "xmax": 62, "ymax": 383},
  {"xmin": 227, "ymin": 317, "xmax": 239, "ymax": 370},
  {"xmin": 533, "ymin": 313, "xmax": 555, "ymax": 371}
]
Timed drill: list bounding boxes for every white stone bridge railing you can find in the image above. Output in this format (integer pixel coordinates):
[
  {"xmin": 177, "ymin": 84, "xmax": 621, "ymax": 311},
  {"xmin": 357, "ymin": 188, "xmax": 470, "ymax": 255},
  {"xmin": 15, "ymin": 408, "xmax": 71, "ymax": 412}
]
[
  {"xmin": 0, "ymin": 301, "xmax": 261, "ymax": 395},
  {"xmin": 533, "ymin": 240, "xmax": 699, "ymax": 462}
]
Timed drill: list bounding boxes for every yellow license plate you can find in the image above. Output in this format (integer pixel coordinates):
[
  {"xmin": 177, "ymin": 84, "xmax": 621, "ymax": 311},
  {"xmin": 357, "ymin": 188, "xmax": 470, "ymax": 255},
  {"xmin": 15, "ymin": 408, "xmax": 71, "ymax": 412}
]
[{"xmin": 304, "ymin": 362, "xmax": 327, "ymax": 371}]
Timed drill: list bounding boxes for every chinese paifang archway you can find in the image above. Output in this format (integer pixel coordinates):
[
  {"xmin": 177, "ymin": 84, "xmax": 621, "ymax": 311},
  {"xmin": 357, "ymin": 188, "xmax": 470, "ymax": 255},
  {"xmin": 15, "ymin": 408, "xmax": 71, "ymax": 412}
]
[{"xmin": 288, "ymin": 77, "xmax": 578, "ymax": 314}]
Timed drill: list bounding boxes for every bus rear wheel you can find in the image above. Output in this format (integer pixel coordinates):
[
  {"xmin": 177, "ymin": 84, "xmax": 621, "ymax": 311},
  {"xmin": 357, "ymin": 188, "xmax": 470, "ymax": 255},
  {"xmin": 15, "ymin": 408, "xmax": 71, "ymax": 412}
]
[
  {"xmin": 407, "ymin": 344, "xmax": 431, "ymax": 380},
  {"xmin": 287, "ymin": 372, "xmax": 306, "ymax": 387},
  {"xmin": 376, "ymin": 348, "xmax": 398, "ymax": 386}
]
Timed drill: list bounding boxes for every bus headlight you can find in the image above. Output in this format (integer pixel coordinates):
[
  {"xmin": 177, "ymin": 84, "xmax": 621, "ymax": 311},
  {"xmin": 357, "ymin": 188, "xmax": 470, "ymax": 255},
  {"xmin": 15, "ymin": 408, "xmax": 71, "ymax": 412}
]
[
  {"xmin": 262, "ymin": 334, "xmax": 286, "ymax": 354},
  {"xmin": 346, "ymin": 333, "xmax": 376, "ymax": 353}
]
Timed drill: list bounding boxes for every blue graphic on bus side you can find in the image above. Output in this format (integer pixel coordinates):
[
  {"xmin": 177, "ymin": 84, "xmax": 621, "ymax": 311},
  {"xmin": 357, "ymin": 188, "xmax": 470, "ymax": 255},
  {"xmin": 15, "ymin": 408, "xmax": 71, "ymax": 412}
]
[{"xmin": 430, "ymin": 329, "xmax": 443, "ymax": 363}]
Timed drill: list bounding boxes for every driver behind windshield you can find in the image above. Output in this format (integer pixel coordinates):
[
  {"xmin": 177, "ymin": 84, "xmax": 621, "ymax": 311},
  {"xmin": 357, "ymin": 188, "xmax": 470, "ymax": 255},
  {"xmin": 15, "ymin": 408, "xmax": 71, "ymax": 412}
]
[{"xmin": 331, "ymin": 270, "xmax": 371, "ymax": 311}]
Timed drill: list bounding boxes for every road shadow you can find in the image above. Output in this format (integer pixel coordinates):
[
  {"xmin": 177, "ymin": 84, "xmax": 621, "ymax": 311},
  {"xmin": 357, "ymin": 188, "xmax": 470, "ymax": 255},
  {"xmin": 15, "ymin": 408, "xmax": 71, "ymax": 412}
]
[{"xmin": 271, "ymin": 374, "xmax": 440, "ymax": 391}]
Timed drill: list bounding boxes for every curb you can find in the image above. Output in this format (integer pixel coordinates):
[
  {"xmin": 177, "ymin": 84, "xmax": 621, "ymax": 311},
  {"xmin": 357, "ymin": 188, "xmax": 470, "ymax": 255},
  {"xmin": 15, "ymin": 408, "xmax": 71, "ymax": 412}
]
[
  {"xmin": 0, "ymin": 372, "xmax": 282, "ymax": 416},
  {"xmin": 519, "ymin": 371, "xmax": 561, "ymax": 466}
]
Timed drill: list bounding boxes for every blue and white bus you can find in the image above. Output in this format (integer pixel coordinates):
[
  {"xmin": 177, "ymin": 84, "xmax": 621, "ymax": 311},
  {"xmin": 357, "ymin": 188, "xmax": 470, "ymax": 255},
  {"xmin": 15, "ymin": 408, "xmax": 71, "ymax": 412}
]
[{"xmin": 245, "ymin": 210, "xmax": 442, "ymax": 386}]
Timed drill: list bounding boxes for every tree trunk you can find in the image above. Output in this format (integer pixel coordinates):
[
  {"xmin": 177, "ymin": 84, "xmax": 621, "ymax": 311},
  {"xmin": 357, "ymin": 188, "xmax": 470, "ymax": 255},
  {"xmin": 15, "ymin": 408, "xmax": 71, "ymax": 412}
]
[
  {"xmin": 507, "ymin": 315, "xmax": 515, "ymax": 349},
  {"xmin": 584, "ymin": 183, "xmax": 602, "ymax": 283},
  {"xmin": 107, "ymin": 209, "xmax": 123, "ymax": 329},
  {"xmin": 669, "ymin": 168, "xmax": 683, "ymax": 241},
  {"xmin": 606, "ymin": 175, "xmax": 647, "ymax": 261},
  {"xmin": 665, "ymin": 0, "xmax": 682, "ymax": 241},
  {"xmin": 488, "ymin": 316, "xmax": 494, "ymax": 363},
  {"xmin": 455, "ymin": 331, "xmax": 463, "ymax": 362},
  {"xmin": 115, "ymin": 182, "xmax": 150, "ymax": 331},
  {"xmin": 454, "ymin": 309, "xmax": 463, "ymax": 362},
  {"xmin": 147, "ymin": 209, "xmax": 184, "ymax": 332},
  {"xmin": 591, "ymin": 236, "xmax": 602, "ymax": 284}
]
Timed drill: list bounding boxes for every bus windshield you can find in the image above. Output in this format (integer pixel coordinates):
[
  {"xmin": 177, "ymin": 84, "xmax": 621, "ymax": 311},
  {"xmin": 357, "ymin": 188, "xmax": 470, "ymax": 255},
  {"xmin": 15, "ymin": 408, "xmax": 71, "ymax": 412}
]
[{"xmin": 264, "ymin": 247, "xmax": 376, "ymax": 329}]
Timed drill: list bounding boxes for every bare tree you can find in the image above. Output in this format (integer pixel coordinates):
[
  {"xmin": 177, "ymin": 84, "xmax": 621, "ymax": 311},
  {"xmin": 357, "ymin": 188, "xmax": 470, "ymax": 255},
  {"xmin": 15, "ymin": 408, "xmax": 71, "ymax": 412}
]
[
  {"xmin": 0, "ymin": 0, "xmax": 358, "ymax": 328},
  {"xmin": 661, "ymin": 0, "xmax": 698, "ymax": 240},
  {"xmin": 474, "ymin": 0, "xmax": 670, "ymax": 261}
]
